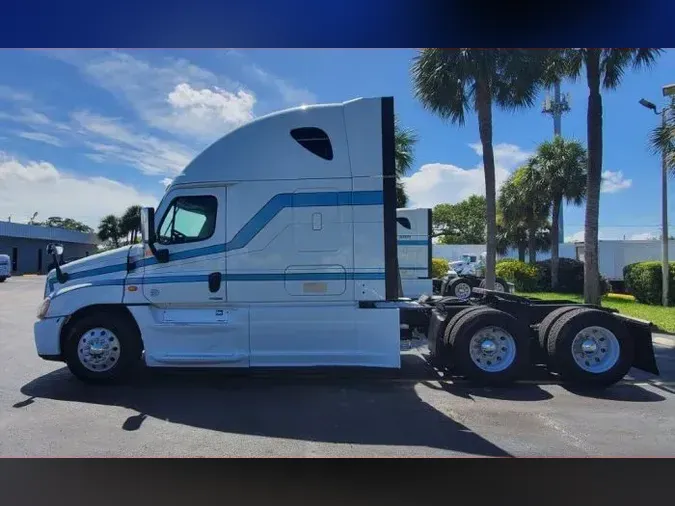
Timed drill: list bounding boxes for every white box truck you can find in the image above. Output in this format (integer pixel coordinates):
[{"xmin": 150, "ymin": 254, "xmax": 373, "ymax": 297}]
[{"xmin": 34, "ymin": 97, "xmax": 659, "ymax": 387}]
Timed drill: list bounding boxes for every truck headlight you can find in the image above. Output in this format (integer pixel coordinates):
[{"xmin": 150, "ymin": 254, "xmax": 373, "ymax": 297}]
[{"xmin": 37, "ymin": 298, "xmax": 51, "ymax": 320}]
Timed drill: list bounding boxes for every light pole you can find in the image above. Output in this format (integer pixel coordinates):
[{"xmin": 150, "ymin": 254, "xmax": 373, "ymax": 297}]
[
  {"xmin": 542, "ymin": 80, "xmax": 571, "ymax": 243},
  {"xmin": 639, "ymin": 83, "xmax": 675, "ymax": 307}
]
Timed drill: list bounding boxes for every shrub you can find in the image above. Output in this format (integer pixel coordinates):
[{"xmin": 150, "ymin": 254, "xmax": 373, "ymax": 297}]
[
  {"xmin": 531, "ymin": 257, "xmax": 610, "ymax": 295},
  {"xmin": 496, "ymin": 260, "xmax": 538, "ymax": 291},
  {"xmin": 624, "ymin": 261, "xmax": 675, "ymax": 305},
  {"xmin": 534, "ymin": 257, "xmax": 584, "ymax": 293},
  {"xmin": 431, "ymin": 257, "xmax": 449, "ymax": 279}
]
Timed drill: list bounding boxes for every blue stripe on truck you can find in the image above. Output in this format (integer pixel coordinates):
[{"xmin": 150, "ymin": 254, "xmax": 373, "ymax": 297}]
[{"xmin": 48, "ymin": 190, "xmax": 385, "ymax": 290}]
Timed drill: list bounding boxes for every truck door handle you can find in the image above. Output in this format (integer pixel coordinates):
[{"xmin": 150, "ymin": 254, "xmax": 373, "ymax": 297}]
[{"xmin": 208, "ymin": 272, "xmax": 222, "ymax": 293}]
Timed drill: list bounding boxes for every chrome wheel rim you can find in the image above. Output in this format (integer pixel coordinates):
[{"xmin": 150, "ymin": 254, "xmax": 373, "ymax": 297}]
[
  {"xmin": 571, "ymin": 326, "xmax": 620, "ymax": 373},
  {"xmin": 77, "ymin": 327, "xmax": 121, "ymax": 372},
  {"xmin": 469, "ymin": 326, "xmax": 516, "ymax": 372},
  {"xmin": 494, "ymin": 282, "xmax": 505, "ymax": 292},
  {"xmin": 454, "ymin": 282, "xmax": 472, "ymax": 300}
]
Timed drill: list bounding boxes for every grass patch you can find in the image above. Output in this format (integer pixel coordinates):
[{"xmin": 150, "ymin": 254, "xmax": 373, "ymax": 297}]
[{"xmin": 517, "ymin": 291, "xmax": 675, "ymax": 334}]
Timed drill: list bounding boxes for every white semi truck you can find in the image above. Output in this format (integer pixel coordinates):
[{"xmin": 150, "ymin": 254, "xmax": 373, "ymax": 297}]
[
  {"xmin": 34, "ymin": 97, "xmax": 659, "ymax": 387},
  {"xmin": 396, "ymin": 207, "xmax": 432, "ymax": 299}
]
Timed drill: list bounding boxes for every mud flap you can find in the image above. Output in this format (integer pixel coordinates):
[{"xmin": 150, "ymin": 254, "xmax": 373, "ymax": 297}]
[{"xmin": 617, "ymin": 315, "xmax": 660, "ymax": 375}]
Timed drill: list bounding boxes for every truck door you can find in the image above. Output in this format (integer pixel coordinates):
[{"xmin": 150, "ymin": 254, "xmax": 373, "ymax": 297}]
[{"xmin": 140, "ymin": 187, "xmax": 249, "ymax": 367}]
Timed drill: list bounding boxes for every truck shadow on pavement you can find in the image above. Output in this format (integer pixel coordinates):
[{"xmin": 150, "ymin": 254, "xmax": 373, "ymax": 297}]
[{"xmin": 17, "ymin": 353, "xmax": 665, "ymax": 455}]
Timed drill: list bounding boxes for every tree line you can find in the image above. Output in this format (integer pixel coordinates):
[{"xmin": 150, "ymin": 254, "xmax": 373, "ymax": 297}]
[
  {"xmin": 30, "ymin": 216, "xmax": 93, "ymax": 233},
  {"xmin": 96, "ymin": 205, "xmax": 142, "ymax": 248},
  {"xmin": 405, "ymin": 48, "xmax": 663, "ymax": 305},
  {"xmin": 431, "ymin": 137, "xmax": 588, "ymax": 290}
]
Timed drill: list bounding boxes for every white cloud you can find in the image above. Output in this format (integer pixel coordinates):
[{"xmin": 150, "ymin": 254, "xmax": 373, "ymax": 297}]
[
  {"xmin": 404, "ymin": 162, "xmax": 511, "ymax": 209},
  {"xmin": 73, "ymin": 111, "xmax": 195, "ymax": 176},
  {"xmin": 0, "ymin": 108, "xmax": 72, "ymax": 133},
  {"xmin": 246, "ymin": 64, "xmax": 316, "ymax": 106},
  {"xmin": 403, "ymin": 143, "xmax": 533, "ymax": 209},
  {"xmin": 601, "ymin": 170, "xmax": 632, "ymax": 193},
  {"xmin": 17, "ymin": 131, "xmax": 63, "ymax": 147},
  {"xmin": 0, "ymin": 151, "xmax": 158, "ymax": 227},
  {"xmin": 53, "ymin": 51, "xmax": 257, "ymax": 141},
  {"xmin": 160, "ymin": 177, "xmax": 173, "ymax": 187},
  {"xmin": 469, "ymin": 143, "xmax": 533, "ymax": 170},
  {"xmin": 0, "ymin": 85, "xmax": 31, "ymax": 102},
  {"xmin": 165, "ymin": 83, "xmax": 255, "ymax": 137}
]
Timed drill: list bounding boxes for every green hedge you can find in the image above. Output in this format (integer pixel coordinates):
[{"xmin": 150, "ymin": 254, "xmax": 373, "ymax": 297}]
[
  {"xmin": 624, "ymin": 261, "xmax": 675, "ymax": 305},
  {"xmin": 431, "ymin": 258, "xmax": 449, "ymax": 279},
  {"xmin": 498, "ymin": 257, "xmax": 610, "ymax": 295},
  {"xmin": 496, "ymin": 260, "xmax": 539, "ymax": 291}
]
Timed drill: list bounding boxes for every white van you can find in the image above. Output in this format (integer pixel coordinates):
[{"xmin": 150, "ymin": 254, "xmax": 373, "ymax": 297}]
[{"xmin": 0, "ymin": 254, "xmax": 10, "ymax": 282}]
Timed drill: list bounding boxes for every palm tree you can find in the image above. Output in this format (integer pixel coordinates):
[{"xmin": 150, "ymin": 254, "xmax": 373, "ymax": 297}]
[
  {"xmin": 120, "ymin": 205, "xmax": 142, "ymax": 244},
  {"xmin": 411, "ymin": 49, "xmax": 546, "ymax": 288},
  {"xmin": 498, "ymin": 165, "xmax": 550, "ymax": 264},
  {"xmin": 532, "ymin": 137, "xmax": 587, "ymax": 289},
  {"xmin": 547, "ymin": 48, "xmax": 662, "ymax": 304},
  {"xmin": 97, "ymin": 214, "xmax": 122, "ymax": 248},
  {"xmin": 496, "ymin": 212, "xmax": 527, "ymax": 261},
  {"xmin": 497, "ymin": 214, "xmax": 551, "ymax": 262},
  {"xmin": 649, "ymin": 97, "xmax": 675, "ymax": 175},
  {"xmin": 394, "ymin": 118, "xmax": 418, "ymax": 207}
]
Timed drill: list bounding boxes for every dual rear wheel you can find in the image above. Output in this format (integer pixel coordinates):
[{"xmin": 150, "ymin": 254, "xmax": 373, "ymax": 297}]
[{"xmin": 435, "ymin": 306, "xmax": 633, "ymax": 387}]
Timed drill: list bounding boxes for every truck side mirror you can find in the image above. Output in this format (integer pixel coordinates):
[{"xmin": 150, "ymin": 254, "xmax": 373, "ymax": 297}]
[
  {"xmin": 46, "ymin": 243, "xmax": 68, "ymax": 283},
  {"xmin": 46, "ymin": 243, "xmax": 64, "ymax": 257},
  {"xmin": 140, "ymin": 207, "xmax": 169, "ymax": 263},
  {"xmin": 140, "ymin": 207, "xmax": 156, "ymax": 245}
]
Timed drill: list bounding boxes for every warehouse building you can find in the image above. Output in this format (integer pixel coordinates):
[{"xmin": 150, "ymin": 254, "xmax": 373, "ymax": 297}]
[{"xmin": 0, "ymin": 221, "xmax": 99, "ymax": 275}]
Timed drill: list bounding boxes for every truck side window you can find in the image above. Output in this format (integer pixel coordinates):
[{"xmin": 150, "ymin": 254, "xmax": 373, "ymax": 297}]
[
  {"xmin": 290, "ymin": 127, "xmax": 333, "ymax": 160},
  {"xmin": 397, "ymin": 217, "xmax": 411, "ymax": 229},
  {"xmin": 157, "ymin": 195, "xmax": 218, "ymax": 245}
]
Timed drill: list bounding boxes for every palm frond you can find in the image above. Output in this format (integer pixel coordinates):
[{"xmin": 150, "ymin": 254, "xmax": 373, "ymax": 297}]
[
  {"xmin": 602, "ymin": 48, "xmax": 662, "ymax": 89},
  {"xmin": 411, "ymin": 49, "xmax": 476, "ymax": 126}
]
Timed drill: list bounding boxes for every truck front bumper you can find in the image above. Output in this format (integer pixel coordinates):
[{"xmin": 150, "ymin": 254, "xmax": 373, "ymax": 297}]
[{"xmin": 34, "ymin": 317, "xmax": 65, "ymax": 361}]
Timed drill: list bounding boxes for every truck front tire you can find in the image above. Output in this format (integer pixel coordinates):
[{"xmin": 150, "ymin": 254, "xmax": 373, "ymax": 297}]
[
  {"xmin": 446, "ymin": 277, "xmax": 473, "ymax": 299},
  {"xmin": 479, "ymin": 277, "xmax": 509, "ymax": 293},
  {"xmin": 63, "ymin": 312, "xmax": 143, "ymax": 384}
]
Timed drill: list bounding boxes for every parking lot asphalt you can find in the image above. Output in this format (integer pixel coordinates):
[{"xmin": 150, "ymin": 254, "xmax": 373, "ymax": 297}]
[{"xmin": 1, "ymin": 275, "xmax": 674, "ymax": 457}]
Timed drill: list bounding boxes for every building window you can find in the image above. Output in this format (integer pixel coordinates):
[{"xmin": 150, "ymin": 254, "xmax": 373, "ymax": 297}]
[
  {"xmin": 290, "ymin": 127, "xmax": 333, "ymax": 161},
  {"xmin": 158, "ymin": 195, "xmax": 218, "ymax": 245}
]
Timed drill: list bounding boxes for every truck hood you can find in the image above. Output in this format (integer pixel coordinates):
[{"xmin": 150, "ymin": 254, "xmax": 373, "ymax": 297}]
[{"xmin": 46, "ymin": 244, "xmax": 143, "ymax": 295}]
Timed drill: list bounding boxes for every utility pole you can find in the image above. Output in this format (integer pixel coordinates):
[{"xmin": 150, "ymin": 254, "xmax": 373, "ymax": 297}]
[
  {"xmin": 542, "ymin": 81, "xmax": 571, "ymax": 243},
  {"xmin": 639, "ymin": 83, "xmax": 674, "ymax": 307},
  {"xmin": 660, "ymin": 106, "xmax": 669, "ymax": 307}
]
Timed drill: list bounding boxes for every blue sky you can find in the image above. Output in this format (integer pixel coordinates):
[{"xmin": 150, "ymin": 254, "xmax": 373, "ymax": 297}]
[{"xmin": 0, "ymin": 49, "xmax": 673, "ymax": 241}]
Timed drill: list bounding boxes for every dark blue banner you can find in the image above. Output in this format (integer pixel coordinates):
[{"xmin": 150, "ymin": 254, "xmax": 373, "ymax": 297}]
[{"xmin": 2, "ymin": 0, "xmax": 673, "ymax": 47}]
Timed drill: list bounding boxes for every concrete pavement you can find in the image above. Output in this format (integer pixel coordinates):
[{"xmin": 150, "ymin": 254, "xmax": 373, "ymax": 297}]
[{"xmin": 1, "ymin": 275, "xmax": 674, "ymax": 456}]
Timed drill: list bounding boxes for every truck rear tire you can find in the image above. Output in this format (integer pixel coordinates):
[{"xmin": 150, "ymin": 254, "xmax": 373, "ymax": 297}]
[
  {"xmin": 430, "ymin": 306, "xmax": 490, "ymax": 367},
  {"xmin": 446, "ymin": 277, "xmax": 473, "ymax": 300},
  {"xmin": 0, "ymin": 277, "xmax": 6, "ymax": 282},
  {"xmin": 479, "ymin": 277, "xmax": 509, "ymax": 293},
  {"xmin": 63, "ymin": 312, "xmax": 143, "ymax": 384},
  {"xmin": 537, "ymin": 306, "xmax": 581, "ymax": 354},
  {"xmin": 447, "ymin": 308, "xmax": 530, "ymax": 385},
  {"xmin": 547, "ymin": 308, "xmax": 634, "ymax": 387}
]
